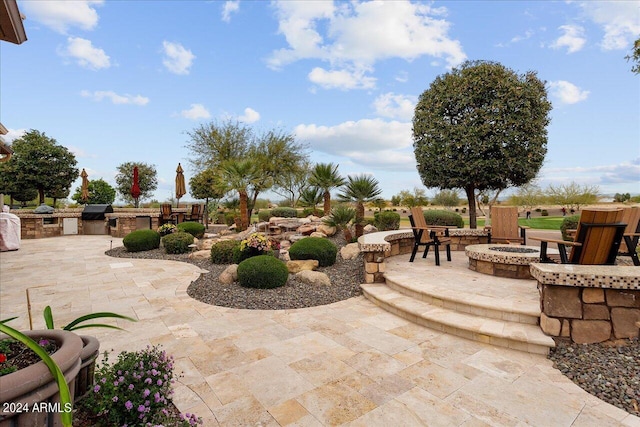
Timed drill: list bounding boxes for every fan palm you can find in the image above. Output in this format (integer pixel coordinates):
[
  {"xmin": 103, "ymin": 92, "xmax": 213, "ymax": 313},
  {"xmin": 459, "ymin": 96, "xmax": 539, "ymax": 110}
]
[
  {"xmin": 309, "ymin": 163, "xmax": 346, "ymax": 215},
  {"xmin": 338, "ymin": 174, "xmax": 383, "ymax": 238},
  {"xmin": 299, "ymin": 186, "xmax": 323, "ymax": 211},
  {"xmin": 220, "ymin": 159, "xmax": 259, "ymax": 230},
  {"xmin": 323, "ymin": 204, "xmax": 356, "ymax": 242}
]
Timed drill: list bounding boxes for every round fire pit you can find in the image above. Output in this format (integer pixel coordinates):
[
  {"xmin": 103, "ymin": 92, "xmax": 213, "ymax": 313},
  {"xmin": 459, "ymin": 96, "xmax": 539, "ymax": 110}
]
[{"xmin": 465, "ymin": 244, "xmax": 557, "ymax": 279}]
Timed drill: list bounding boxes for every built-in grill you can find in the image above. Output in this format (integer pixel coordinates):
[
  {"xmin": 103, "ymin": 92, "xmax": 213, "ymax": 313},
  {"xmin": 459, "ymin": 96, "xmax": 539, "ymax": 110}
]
[{"xmin": 81, "ymin": 204, "xmax": 113, "ymax": 221}]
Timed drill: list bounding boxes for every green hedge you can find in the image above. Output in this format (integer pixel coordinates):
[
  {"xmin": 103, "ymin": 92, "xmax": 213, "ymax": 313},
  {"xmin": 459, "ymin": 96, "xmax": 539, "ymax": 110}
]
[
  {"xmin": 270, "ymin": 207, "xmax": 297, "ymax": 218},
  {"xmin": 288, "ymin": 237, "xmax": 337, "ymax": 267},
  {"xmin": 210, "ymin": 239, "xmax": 241, "ymax": 264},
  {"xmin": 237, "ymin": 255, "xmax": 289, "ymax": 289},
  {"xmin": 177, "ymin": 221, "xmax": 205, "ymax": 238},
  {"xmin": 561, "ymin": 215, "xmax": 580, "ymax": 241},
  {"xmin": 123, "ymin": 229, "xmax": 161, "ymax": 252},
  {"xmin": 422, "ymin": 210, "xmax": 464, "ymax": 228},
  {"xmin": 162, "ymin": 231, "xmax": 194, "ymax": 254},
  {"xmin": 258, "ymin": 210, "xmax": 271, "ymax": 222},
  {"xmin": 373, "ymin": 211, "xmax": 400, "ymax": 231}
]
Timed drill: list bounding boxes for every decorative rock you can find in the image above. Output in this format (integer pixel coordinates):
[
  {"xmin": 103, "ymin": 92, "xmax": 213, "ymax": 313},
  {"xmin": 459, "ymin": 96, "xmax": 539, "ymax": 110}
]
[
  {"xmin": 198, "ymin": 239, "xmax": 216, "ymax": 251},
  {"xmin": 188, "ymin": 250, "xmax": 210, "ymax": 260},
  {"xmin": 316, "ymin": 224, "xmax": 336, "ymax": 236},
  {"xmin": 289, "ymin": 234, "xmax": 306, "ymax": 243},
  {"xmin": 611, "ymin": 308, "xmax": 640, "ymax": 339},
  {"xmin": 340, "ymin": 243, "xmax": 360, "ymax": 260},
  {"xmin": 295, "ymin": 270, "xmax": 331, "ymax": 286},
  {"xmin": 307, "ymin": 215, "xmax": 321, "ymax": 222},
  {"xmin": 363, "ymin": 224, "xmax": 378, "ymax": 234},
  {"xmin": 299, "ymin": 217, "xmax": 311, "ymax": 224},
  {"xmin": 310, "ymin": 231, "xmax": 326, "ymax": 238},
  {"xmin": 571, "ymin": 320, "xmax": 611, "ymax": 344},
  {"xmin": 279, "ymin": 240, "xmax": 291, "ymax": 249},
  {"xmin": 542, "ymin": 286, "xmax": 582, "ymax": 318},
  {"xmin": 219, "ymin": 264, "xmax": 238, "ymax": 284},
  {"xmin": 287, "ymin": 260, "xmax": 319, "ymax": 274},
  {"xmin": 34, "ymin": 203, "xmax": 55, "ymax": 214},
  {"xmin": 540, "ymin": 313, "xmax": 561, "ymax": 336},
  {"xmin": 297, "ymin": 224, "xmax": 315, "ymax": 235}
]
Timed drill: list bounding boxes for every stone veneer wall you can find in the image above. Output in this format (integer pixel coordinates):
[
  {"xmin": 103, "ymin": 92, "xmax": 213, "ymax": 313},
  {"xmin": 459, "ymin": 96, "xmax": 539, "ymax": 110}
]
[
  {"xmin": 359, "ymin": 229, "xmax": 489, "ymax": 283},
  {"xmin": 531, "ymin": 263, "xmax": 640, "ymax": 344}
]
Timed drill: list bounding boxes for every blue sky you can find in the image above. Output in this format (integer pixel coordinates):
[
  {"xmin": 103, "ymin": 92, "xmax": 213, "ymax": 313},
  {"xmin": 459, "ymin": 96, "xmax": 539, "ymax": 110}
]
[{"xmin": 1, "ymin": 0, "xmax": 639, "ymax": 204}]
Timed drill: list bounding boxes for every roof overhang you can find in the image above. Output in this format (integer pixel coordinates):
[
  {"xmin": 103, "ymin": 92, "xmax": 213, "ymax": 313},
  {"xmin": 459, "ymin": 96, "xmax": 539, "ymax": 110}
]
[
  {"xmin": 0, "ymin": 123, "xmax": 12, "ymax": 162},
  {"xmin": 0, "ymin": 0, "xmax": 27, "ymax": 45}
]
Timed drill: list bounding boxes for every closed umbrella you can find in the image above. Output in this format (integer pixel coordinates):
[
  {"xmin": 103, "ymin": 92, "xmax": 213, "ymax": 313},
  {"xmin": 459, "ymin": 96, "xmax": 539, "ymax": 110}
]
[
  {"xmin": 80, "ymin": 168, "xmax": 89, "ymax": 203},
  {"xmin": 131, "ymin": 166, "xmax": 141, "ymax": 208},
  {"xmin": 175, "ymin": 163, "xmax": 186, "ymax": 207}
]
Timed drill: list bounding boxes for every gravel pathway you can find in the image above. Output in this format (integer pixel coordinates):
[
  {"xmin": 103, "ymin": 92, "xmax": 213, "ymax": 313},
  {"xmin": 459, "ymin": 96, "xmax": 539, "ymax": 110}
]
[{"xmin": 106, "ymin": 238, "xmax": 638, "ymax": 418}]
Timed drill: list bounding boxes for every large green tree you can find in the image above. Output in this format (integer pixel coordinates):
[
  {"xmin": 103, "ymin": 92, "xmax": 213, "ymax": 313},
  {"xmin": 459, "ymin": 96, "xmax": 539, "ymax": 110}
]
[
  {"xmin": 309, "ymin": 163, "xmax": 346, "ymax": 215},
  {"xmin": 114, "ymin": 162, "xmax": 158, "ymax": 206},
  {"xmin": 71, "ymin": 179, "xmax": 116, "ymax": 205},
  {"xmin": 338, "ymin": 174, "xmax": 382, "ymax": 238},
  {"xmin": 413, "ymin": 60, "xmax": 552, "ymax": 228},
  {"xmin": 220, "ymin": 159, "xmax": 260, "ymax": 231},
  {"xmin": 0, "ymin": 130, "xmax": 78, "ymax": 205},
  {"xmin": 189, "ymin": 168, "xmax": 226, "ymax": 227}
]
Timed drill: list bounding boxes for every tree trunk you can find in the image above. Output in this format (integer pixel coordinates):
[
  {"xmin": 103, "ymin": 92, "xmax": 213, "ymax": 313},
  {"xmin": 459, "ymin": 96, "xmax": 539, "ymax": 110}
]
[
  {"xmin": 323, "ymin": 192, "xmax": 331, "ymax": 215},
  {"xmin": 342, "ymin": 226, "xmax": 353, "ymax": 243},
  {"xmin": 239, "ymin": 191, "xmax": 248, "ymax": 231},
  {"xmin": 466, "ymin": 186, "xmax": 477, "ymax": 229},
  {"xmin": 355, "ymin": 202, "xmax": 365, "ymax": 238},
  {"xmin": 38, "ymin": 188, "xmax": 45, "ymax": 205}
]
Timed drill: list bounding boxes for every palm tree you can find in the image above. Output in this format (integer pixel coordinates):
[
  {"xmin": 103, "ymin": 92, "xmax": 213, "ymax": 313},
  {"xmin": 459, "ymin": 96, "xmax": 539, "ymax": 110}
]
[
  {"xmin": 309, "ymin": 163, "xmax": 346, "ymax": 215},
  {"xmin": 220, "ymin": 159, "xmax": 259, "ymax": 231},
  {"xmin": 323, "ymin": 204, "xmax": 356, "ymax": 242},
  {"xmin": 299, "ymin": 186, "xmax": 323, "ymax": 213},
  {"xmin": 338, "ymin": 174, "xmax": 383, "ymax": 238}
]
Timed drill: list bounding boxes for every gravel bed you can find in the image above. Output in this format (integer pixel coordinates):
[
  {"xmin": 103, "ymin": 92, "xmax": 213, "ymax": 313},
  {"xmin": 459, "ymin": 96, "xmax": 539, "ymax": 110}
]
[
  {"xmin": 548, "ymin": 338, "xmax": 639, "ymax": 417},
  {"xmin": 106, "ymin": 240, "xmax": 638, "ymax": 418}
]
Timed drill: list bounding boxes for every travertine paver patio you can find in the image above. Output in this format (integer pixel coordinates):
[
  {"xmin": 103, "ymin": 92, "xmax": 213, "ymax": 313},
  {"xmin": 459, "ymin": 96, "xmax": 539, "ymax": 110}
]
[{"xmin": 1, "ymin": 236, "xmax": 638, "ymax": 426}]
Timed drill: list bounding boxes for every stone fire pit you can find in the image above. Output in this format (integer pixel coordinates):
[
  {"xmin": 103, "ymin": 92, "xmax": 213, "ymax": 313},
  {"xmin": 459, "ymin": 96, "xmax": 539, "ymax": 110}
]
[{"xmin": 465, "ymin": 244, "xmax": 558, "ymax": 279}]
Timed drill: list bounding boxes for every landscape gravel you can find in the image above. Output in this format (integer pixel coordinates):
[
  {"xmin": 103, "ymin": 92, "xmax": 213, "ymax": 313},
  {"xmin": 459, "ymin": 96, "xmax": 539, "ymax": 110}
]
[{"xmin": 106, "ymin": 236, "xmax": 638, "ymax": 418}]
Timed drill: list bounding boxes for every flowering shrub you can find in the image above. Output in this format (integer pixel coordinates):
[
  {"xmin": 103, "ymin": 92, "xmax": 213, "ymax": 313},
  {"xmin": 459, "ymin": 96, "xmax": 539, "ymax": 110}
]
[
  {"xmin": 158, "ymin": 223, "xmax": 177, "ymax": 237},
  {"xmin": 235, "ymin": 233, "xmax": 278, "ymax": 264},
  {"xmin": 80, "ymin": 345, "xmax": 201, "ymax": 426}
]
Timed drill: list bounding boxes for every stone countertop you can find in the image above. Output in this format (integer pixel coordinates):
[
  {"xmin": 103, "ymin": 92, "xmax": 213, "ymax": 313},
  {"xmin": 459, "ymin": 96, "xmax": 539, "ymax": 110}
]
[
  {"xmin": 530, "ymin": 263, "xmax": 640, "ymax": 290},
  {"xmin": 358, "ymin": 228, "xmax": 490, "ymax": 253}
]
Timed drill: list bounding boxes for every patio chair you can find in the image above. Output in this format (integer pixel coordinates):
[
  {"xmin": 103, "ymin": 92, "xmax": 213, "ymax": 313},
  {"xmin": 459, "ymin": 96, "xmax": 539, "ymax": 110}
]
[
  {"xmin": 529, "ymin": 209, "xmax": 626, "ymax": 265},
  {"xmin": 408, "ymin": 207, "xmax": 451, "ymax": 265},
  {"xmin": 159, "ymin": 203, "xmax": 174, "ymax": 225},
  {"xmin": 618, "ymin": 207, "xmax": 640, "ymax": 266},
  {"xmin": 186, "ymin": 204, "xmax": 204, "ymax": 223},
  {"xmin": 485, "ymin": 206, "xmax": 528, "ymax": 245}
]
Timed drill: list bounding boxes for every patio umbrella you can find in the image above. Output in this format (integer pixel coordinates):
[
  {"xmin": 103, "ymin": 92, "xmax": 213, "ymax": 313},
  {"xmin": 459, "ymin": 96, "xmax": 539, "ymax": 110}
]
[
  {"xmin": 131, "ymin": 166, "xmax": 141, "ymax": 208},
  {"xmin": 80, "ymin": 168, "xmax": 89, "ymax": 203},
  {"xmin": 175, "ymin": 163, "xmax": 186, "ymax": 207}
]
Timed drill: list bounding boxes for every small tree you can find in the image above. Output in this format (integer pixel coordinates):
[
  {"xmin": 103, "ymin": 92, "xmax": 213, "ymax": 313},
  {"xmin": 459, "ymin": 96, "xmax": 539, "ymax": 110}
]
[
  {"xmin": 189, "ymin": 169, "xmax": 226, "ymax": 228},
  {"xmin": 309, "ymin": 163, "xmax": 346, "ymax": 215},
  {"xmin": 432, "ymin": 189, "xmax": 460, "ymax": 209},
  {"xmin": 323, "ymin": 205, "xmax": 356, "ymax": 242},
  {"xmin": 114, "ymin": 162, "xmax": 158, "ymax": 205},
  {"xmin": 338, "ymin": 174, "xmax": 382, "ymax": 238},
  {"xmin": 71, "ymin": 179, "xmax": 116, "ymax": 205},
  {"xmin": 545, "ymin": 182, "xmax": 599, "ymax": 212},
  {"xmin": 220, "ymin": 159, "xmax": 259, "ymax": 230},
  {"xmin": 508, "ymin": 183, "xmax": 543, "ymax": 212},
  {"xmin": 413, "ymin": 60, "xmax": 552, "ymax": 228}
]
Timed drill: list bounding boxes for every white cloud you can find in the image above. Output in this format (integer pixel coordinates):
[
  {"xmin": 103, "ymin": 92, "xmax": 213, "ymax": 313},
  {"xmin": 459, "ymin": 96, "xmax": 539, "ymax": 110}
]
[
  {"xmin": 222, "ymin": 1, "xmax": 240, "ymax": 22},
  {"xmin": 540, "ymin": 159, "xmax": 640, "ymax": 188},
  {"xmin": 372, "ymin": 93, "xmax": 416, "ymax": 120},
  {"xmin": 180, "ymin": 104, "xmax": 211, "ymax": 120},
  {"xmin": 550, "ymin": 25, "xmax": 586, "ymax": 53},
  {"xmin": 62, "ymin": 37, "xmax": 110, "ymax": 70},
  {"xmin": 580, "ymin": 2, "xmax": 640, "ymax": 50},
  {"xmin": 238, "ymin": 108, "xmax": 261, "ymax": 123},
  {"xmin": 80, "ymin": 90, "xmax": 149, "ymax": 105},
  {"xmin": 0, "ymin": 128, "xmax": 26, "ymax": 143},
  {"xmin": 511, "ymin": 29, "xmax": 534, "ymax": 44},
  {"xmin": 22, "ymin": 0, "xmax": 102, "ymax": 34},
  {"xmin": 294, "ymin": 118, "xmax": 413, "ymax": 169},
  {"xmin": 162, "ymin": 41, "xmax": 195, "ymax": 75},
  {"xmin": 548, "ymin": 80, "xmax": 589, "ymax": 105},
  {"xmin": 268, "ymin": 0, "xmax": 465, "ymax": 89},
  {"xmin": 308, "ymin": 67, "xmax": 376, "ymax": 90}
]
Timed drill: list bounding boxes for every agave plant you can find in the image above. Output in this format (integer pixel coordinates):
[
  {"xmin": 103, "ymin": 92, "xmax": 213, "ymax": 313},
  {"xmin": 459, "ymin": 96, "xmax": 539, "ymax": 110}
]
[
  {"xmin": 323, "ymin": 204, "xmax": 356, "ymax": 243},
  {"xmin": 43, "ymin": 306, "xmax": 136, "ymax": 331}
]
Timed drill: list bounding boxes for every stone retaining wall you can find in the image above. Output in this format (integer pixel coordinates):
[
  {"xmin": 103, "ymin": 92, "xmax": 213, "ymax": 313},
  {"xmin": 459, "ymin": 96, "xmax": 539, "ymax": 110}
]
[{"xmin": 531, "ymin": 263, "xmax": 640, "ymax": 344}]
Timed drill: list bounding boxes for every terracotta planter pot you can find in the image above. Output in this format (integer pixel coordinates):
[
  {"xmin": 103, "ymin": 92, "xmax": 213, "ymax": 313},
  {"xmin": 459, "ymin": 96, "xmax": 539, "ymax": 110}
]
[
  {"xmin": 74, "ymin": 335, "xmax": 100, "ymax": 400},
  {"xmin": 0, "ymin": 330, "xmax": 83, "ymax": 427}
]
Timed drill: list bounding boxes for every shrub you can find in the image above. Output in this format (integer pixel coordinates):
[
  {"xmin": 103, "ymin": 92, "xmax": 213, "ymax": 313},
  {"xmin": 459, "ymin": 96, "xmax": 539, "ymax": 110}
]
[
  {"xmin": 123, "ymin": 229, "xmax": 161, "ymax": 252},
  {"xmin": 258, "ymin": 210, "xmax": 271, "ymax": 222},
  {"xmin": 237, "ymin": 255, "xmax": 288, "ymax": 289},
  {"xmin": 78, "ymin": 345, "xmax": 201, "ymax": 426},
  {"xmin": 157, "ymin": 223, "xmax": 176, "ymax": 237},
  {"xmin": 234, "ymin": 232, "xmax": 277, "ymax": 263},
  {"xmin": 210, "ymin": 239, "xmax": 241, "ymax": 264},
  {"xmin": 302, "ymin": 207, "xmax": 323, "ymax": 217},
  {"xmin": 422, "ymin": 210, "xmax": 464, "ymax": 228},
  {"xmin": 162, "ymin": 231, "xmax": 194, "ymax": 254},
  {"xmin": 177, "ymin": 221, "xmax": 205, "ymax": 238},
  {"xmin": 270, "ymin": 207, "xmax": 297, "ymax": 218},
  {"xmin": 541, "ymin": 209, "xmax": 549, "ymax": 216},
  {"xmin": 373, "ymin": 211, "xmax": 400, "ymax": 231},
  {"xmin": 224, "ymin": 212, "xmax": 236, "ymax": 226},
  {"xmin": 288, "ymin": 237, "xmax": 337, "ymax": 267},
  {"xmin": 561, "ymin": 215, "xmax": 580, "ymax": 241}
]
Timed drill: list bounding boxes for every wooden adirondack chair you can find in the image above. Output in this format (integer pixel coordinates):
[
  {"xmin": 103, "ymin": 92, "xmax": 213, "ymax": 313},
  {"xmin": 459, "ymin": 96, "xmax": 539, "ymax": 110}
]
[
  {"xmin": 160, "ymin": 203, "xmax": 174, "ymax": 225},
  {"xmin": 485, "ymin": 206, "xmax": 528, "ymax": 245},
  {"xmin": 186, "ymin": 204, "xmax": 203, "ymax": 222},
  {"xmin": 529, "ymin": 209, "xmax": 626, "ymax": 264},
  {"xmin": 408, "ymin": 207, "xmax": 451, "ymax": 265},
  {"xmin": 618, "ymin": 207, "xmax": 640, "ymax": 266}
]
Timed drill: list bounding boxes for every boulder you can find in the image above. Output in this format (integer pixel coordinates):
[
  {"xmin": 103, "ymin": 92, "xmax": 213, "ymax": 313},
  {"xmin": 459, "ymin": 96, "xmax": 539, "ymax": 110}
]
[
  {"xmin": 198, "ymin": 239, "xmax": 216, "ymax": 251},
  {"xmin": 219, "ymin": 264, "xmax": 238, "ymax": 284},
  {"xmin": 310, "ymin": 231, "xmax": 326, "ymax": 238},
  {"xmin": 287, "ymin": 259, "xmax": 319, "ymax": 274},
  {"xmin": 299, "ymin": 217, "xmax": 311, "ymax": 224},
  {"xmin": 289, "ymin": 234, "xmax": 306, "ymax": 243},
  {"xmin": 363, "ymin": 224, "xmax": 378, "ymax": 234},
  {"xmin": 188, "ymin": 250, "xmax": 210, "ymax": 260},
  {"xmin": 296, "ymin": 270, "xmax": 331, "ymax": 286},
  {"xmin": 316, "ymin": 223, "xmax": 336, "ymax": 236},
  {"xmin": 297, "ymin": 224, "xmax": 315, "ymax": 235},
  {"xmin": 340, "ymin": 243, "xmax": 360, "ymax": 260}
]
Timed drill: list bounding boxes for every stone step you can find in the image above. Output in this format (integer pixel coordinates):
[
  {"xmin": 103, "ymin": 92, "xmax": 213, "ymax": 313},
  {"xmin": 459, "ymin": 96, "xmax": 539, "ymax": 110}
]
[
  {"xmin": 384, "ymin": 275, "xmax": 540, "ymax": 326},
  {"xmin": 361, "ymin": 283, "xmax": 555, "ymax": 355}
]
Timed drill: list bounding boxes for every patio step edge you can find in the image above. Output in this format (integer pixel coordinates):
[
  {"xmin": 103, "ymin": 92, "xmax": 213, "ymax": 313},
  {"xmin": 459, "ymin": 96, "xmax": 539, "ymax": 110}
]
[
  {"xmin": 383, "ymin": 274, "xmax": 540, "ymax": 326},
  {"xmin": 361, "ymin": 283, "xmax": 554, "ymax": 355}
]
